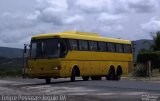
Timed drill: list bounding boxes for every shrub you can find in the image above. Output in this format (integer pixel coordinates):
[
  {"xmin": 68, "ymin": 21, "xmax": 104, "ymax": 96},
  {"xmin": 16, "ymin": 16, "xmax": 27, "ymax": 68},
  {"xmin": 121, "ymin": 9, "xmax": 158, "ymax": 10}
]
[
  {"xmin": 0, "ymin": 68, "xmax": 22, "ymax": 77},
  {"xmin": 133, "ymin": 63, "xmax": 147, "ymax": 77}
]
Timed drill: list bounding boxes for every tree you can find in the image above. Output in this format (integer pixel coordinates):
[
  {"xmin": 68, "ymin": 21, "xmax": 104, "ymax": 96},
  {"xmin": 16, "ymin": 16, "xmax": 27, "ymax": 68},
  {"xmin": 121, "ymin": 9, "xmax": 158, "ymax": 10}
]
[
  {"xmin": 152, "ymin": 31, "xmax": 160, "ymax": 51},
  {"xmin": 143, "ymin": 40, "xmax": 153, "ymax": 52}
]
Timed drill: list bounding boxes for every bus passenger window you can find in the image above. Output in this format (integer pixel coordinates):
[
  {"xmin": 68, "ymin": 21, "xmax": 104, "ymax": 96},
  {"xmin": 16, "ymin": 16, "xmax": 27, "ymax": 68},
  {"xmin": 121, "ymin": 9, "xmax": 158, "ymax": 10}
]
[
  {"xmin": 89, "ymin": 41, "xmax": 97, "ymax": 51},
  {"xmin": 78, "ymin": 40, "xmax": 88, "ymax": 51},
  {"xmin": 116, "ymin": 44, "xmax": 123, "ymax": 53},
  {"xmin": 98, "ymin": 42, "xmax": 106, "ymax": 52},
  {"xmin": 124, "ymin": 44, "xmax": 132, "ymax": 53},
  {"xmin": 107, "ymin": 43, "xmax": 116, "ymax": 52},
  {"xmin": 69, "ymin": 39, "xmax": 78, "ymax": 50}
]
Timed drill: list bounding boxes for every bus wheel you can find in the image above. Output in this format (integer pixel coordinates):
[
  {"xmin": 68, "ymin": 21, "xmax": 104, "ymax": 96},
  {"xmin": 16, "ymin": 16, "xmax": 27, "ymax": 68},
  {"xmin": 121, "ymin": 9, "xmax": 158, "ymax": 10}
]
[
  {"xmin": 70, "ymin": 69, "xmax": 76, "ymax": 82},
  {"xmin": 115, "ymin": 66, "xmax": 122, "ymax": 80},
  {"xmin": 106, "ymin": 66, "xmax": 115, "ymax": 80},
  {"xmin": 115, "ymin": 75, "xmax": 121, "ymax": 80},
  {"xmin": 91, "ymin": 76, "xmax": 101, "ymax": 80},
  {"xmin": 45, "ymin": 78, "xmax": 51, "ymax": 84},
  {"xmin": 82, "ymin": 76, "xmax": 89, "ymax": 81}
]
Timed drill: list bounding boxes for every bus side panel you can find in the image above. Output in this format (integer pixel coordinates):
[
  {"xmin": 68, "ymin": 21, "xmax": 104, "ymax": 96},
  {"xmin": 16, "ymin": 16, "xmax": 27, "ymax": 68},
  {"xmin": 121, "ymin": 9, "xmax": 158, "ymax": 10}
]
[
  {"xmin": 128, "ymin": 61, "xmax": 133, "ymax": 74},
  {"xmin": 82, "ymin": 61, "xmax": 91, "ymax": 76},
  {"xmin": 80, "ymin": 61, "xmax": 102, "ymax": 76},
  {"xmin": 60, "ymin": 61, "xmax": 71, "ymax": 78}
]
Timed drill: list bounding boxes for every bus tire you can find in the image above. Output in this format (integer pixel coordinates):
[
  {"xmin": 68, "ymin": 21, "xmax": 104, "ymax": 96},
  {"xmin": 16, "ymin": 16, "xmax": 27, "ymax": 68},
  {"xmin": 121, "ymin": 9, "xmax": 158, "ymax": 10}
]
[
  {"xmin": 70, "ymin": 69, "xmax": 76, "ymax": 82},
  {"xmin": 106, "ymin": 66, "xmax": 115, "ymax": 80},
  {"xmin": 115, "ymin": 75, "xmax": 121, "ymax": 80},
  {"xmin": 82, "ymin": 76, "xmax": 89, "ymax": 81},
  {"xmin": 91, "ymin": 76, "xmax": 101, "ymax": 80},
  {"xmin": 115, "ymin": 66, "xmax": 122, "ymax": 80},
  {"xmin": 45, "ymin": 78, "xmax": 51, "ymax": 84}
]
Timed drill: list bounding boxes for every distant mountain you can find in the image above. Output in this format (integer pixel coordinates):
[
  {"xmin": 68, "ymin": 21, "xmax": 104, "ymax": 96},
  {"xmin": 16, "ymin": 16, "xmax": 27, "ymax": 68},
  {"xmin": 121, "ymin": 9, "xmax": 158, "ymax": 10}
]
[
  {"xmin": 132, "ymin": 39, "xmax": 154, "ymax": 62},
  {"xmin": 0, "ymin": 47, "xmax": 23, "ymax": 58},
  {"xmin": 0, "ymin": 56, "xmax": 22, "ymax": 68},
  {"xmin": 0, "ymin": 47, "xmax": 23, "ymax": 77}
]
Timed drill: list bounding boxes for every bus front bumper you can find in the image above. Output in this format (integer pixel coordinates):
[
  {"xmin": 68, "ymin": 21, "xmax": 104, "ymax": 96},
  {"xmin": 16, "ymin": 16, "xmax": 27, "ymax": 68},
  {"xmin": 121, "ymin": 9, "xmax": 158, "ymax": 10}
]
[{"xmin": 26, "ymin": 71, "xmax": 61, "ymax": 79}]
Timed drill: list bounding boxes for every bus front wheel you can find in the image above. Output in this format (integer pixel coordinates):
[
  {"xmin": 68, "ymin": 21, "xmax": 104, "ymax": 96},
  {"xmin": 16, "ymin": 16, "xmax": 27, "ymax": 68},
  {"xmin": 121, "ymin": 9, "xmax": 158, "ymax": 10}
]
[
  {"xmin": 45, "ymin": 78, "xmax": 51, "ymax": 84},
  {"xmin": 82, "ymin": 76, "xmax": 89, "ymax": 81}
]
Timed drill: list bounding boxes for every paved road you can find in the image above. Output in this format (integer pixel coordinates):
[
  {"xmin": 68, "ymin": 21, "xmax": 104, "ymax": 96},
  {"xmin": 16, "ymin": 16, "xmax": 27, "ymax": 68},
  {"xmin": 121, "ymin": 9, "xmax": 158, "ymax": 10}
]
[{"xmin": 0, "ymin": 77, "xmax": 160, "ymax": 101}]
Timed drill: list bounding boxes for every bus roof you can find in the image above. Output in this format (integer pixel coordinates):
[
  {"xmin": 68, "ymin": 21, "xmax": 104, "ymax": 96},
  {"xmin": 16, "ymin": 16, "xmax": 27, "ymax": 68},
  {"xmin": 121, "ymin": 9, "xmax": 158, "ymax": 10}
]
[{"xmin": 32, "ymin": 31, "xmax": 131, "ymax": 44}]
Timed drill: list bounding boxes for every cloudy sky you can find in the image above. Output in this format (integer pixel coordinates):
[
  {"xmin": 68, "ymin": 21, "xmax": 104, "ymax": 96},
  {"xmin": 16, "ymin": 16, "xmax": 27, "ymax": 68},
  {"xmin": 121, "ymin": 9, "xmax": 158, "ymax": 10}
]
[{"xmin": 0, "ymin": 0, "xmax": 160, "ymax": 48}]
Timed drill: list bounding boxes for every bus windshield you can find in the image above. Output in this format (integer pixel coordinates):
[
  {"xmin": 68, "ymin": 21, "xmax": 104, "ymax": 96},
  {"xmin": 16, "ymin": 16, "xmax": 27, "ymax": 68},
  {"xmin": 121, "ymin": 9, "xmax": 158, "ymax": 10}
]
[{"xmin": 30, "ymin": 38, "xmax": 60, "ymax": 59}]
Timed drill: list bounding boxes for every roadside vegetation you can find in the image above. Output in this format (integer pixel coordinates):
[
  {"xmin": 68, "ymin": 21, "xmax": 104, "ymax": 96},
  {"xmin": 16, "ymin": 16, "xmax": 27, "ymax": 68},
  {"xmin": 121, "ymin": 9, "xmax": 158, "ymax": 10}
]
[
  {"xmin": 134, "ymin": 31, "xmax": 160, "ymax": 77},
  {"xmin": 0, "ymin": 57, "xmax": 22, "ymax": 77}
]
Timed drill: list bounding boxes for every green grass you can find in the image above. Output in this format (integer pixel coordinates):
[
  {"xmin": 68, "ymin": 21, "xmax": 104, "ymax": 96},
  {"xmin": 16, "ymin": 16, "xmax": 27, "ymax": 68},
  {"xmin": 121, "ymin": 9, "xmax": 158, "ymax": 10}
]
[
  {"xmin": 152, "ymin": 69, "xmax": 160, "ymax": 77},
  {"xmin": 0, "ymin": 67, "xmax": 22, "ymax": 77},
  {"xmin": 0, "ymin": 58, "xmax": 23, "ymax": 77}
]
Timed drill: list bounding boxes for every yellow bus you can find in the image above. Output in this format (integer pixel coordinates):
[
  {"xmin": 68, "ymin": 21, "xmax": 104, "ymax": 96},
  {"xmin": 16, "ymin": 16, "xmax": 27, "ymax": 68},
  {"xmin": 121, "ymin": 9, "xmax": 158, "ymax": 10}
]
[{"xmin": 24, "ymin": 31, "xmax": 133, "ymax": 84}]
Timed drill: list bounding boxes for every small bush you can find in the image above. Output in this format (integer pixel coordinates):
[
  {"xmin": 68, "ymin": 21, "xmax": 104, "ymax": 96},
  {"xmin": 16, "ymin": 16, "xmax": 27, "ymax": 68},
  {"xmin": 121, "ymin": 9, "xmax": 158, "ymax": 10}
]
[
  {"xmin": 0, "ymin": 68, "xmax": 22, "ymax": 77},
  {"xmin": 133, "ymin": 63, "xmax": 148, "ymax": 77}
]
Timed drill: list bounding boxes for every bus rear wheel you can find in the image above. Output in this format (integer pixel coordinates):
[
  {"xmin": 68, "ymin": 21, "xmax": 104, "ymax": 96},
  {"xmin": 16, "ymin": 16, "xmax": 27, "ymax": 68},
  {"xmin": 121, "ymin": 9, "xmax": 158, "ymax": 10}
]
[
  {"xmin": 45, "ymin": 78, "xmax": 51, "ymax": 84},
  {"xmin": 70, "ymin": 69, "xmax": 76, "ymax": 82},
  {"xmin": 82, "ymin": 76, "xmax": 89, "ymax": 81},
  {"xmin": 91, "ymin": 76, "xmax": 101, "ymax": 80},
  {"xmin": 115, "ymin": 66, "xmax": 122, "ymax": 80}
]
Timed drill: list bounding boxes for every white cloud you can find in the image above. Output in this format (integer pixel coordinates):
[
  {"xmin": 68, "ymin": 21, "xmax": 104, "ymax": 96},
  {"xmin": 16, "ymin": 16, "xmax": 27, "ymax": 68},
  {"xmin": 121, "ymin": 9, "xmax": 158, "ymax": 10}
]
[
  {"xmin": 115, "ymin": 25, "xmax": 124, "ymax": 31},
  {"xmin": 35, "ymin": 0, "xmax": 68, "ymax": 25},
  {"xmin": 38, "ymin": 7, "xmax": 64, "ymax": 25},
  {"xmin": 99, "ymin": 25, "xmax": 124, "ymax": 33},
  {"xmin": 1, "ymin": 12, "xmax": 12, "ymax": 17},
  {"xmin": 36, "ymin": 0, "xmax": 68, "ymax": 11},
  {"xmin": 141, "ymin": 16, "xmax": 160, "ymax": 33},
  {"xmin": 75, "ymin": 0, "xmax": 104, "ymax": 13},
  {"xmin": 0, "ymin": 0, "xmax": 160, "ymax": 48},
  {"xmin": 97, "ymin": 13, "xmax": 125, "ymax": 34},
  {"xmin": 27, "ymin": 11, "xmax": 40, "ymax": 20},
  {"xmin": 74, "ymin": 0, "xmax": 158, "ymax": 14},
  {"xmin": 127, "ymin": 0, "xmax": 158, "ymax": 13},
  {"xmin": 97, "ymin": 13, "xmax": 123, "ymax": 22},
  {"xmin": 65, "ymin": 14, "xmax": 84, "ymax": 24}
]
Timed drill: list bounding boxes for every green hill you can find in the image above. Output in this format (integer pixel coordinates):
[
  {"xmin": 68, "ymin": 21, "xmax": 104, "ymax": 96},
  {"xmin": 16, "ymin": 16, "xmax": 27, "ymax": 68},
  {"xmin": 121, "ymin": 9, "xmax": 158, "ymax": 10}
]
[
  {"xmin": 0, "ymin": 47, "xmax": 23, "ymax": 77},
  {"xmin": 0, "ymin": 56, "xmax": 23, "ymax": 77},
  {"xmin": 0, "ymin": 47, "xmax": 23, "ymax": 58}
]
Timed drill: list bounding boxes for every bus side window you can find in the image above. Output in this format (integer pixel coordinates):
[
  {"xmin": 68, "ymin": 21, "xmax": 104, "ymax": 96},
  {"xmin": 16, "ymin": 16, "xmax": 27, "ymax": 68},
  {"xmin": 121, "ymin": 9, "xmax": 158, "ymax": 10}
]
[
  {"xmin": 98, "ymin": 42, "xmax": 106, "ymax": 52},
  {"xmin": 69, "ymin": 39, "xmax": 78, "ymax": 50},
  {"xmin": 89, "ymin": 41, "xmax": 98, "ymax": 51},
  {"xmin": 116, "ymin": 44, "xmax": 123, "ymax": 53},
  {"xmin": 78, "ymin": 40, "xmax": 88, "ymax": 51},
  {"xmin": 124, "ymin": 44, "xmax": 132, "ymax": 53},
  {"xmin": 107, "ymin": 43, "xmax": 116, "ymax": 52}
]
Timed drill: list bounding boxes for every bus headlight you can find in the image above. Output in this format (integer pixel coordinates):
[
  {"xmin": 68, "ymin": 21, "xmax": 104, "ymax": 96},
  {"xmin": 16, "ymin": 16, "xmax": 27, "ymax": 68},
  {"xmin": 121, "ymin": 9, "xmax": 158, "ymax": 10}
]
[
  {"xmin": 29, "ymin": 68, "xmax": 32, "ymax": 71},
  {"xmin": 54, "ymin": 67, "xmax": 58, "ymax": 70}
]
